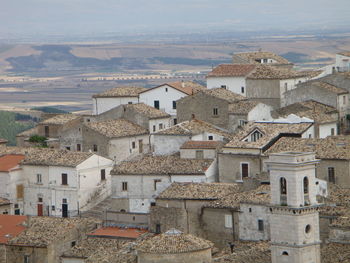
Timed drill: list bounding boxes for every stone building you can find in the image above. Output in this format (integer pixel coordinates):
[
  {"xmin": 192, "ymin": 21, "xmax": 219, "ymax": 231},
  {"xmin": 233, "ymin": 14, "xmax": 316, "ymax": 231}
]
[
  {"xmin": 92, "ymin": 86, "xmax": 147, "ymax": 115},
  {"xmin": 82, "ymin": 119, "xmax": 149, "ymax": 162},
  {"xmin": 267, "ymin": 136, "xmax": 350, "ymax": 188},
  {"xmin": 232, "ymin": 51, "xmax": 294, "ymax": 69},
  {"xmin": 177, "ymin": 87, "xmax": 272, "ymax": 132},
  {"xmin": 0, "ymin": 138, "xmax": 7, "ymax": 146},
  {"xmin": 136, "ymin": 229, "xmax": 213, "ymax": 263},
  {"xmin": 180, "ymin": 140, "xmax": 223, "ymax": 159},
  {"xmin": 267, "ymin": 152, "xmax": 321, "ymax": 263},
  {"xmin": 272, "ymin": 100, "xmax": 339, "ymax": 138},
  {"xmin": 218, "ymin": 118, "xmax": 314, "ymax": 183},
  {"xmin": 152, "ymin": 118, "xmax": 232, "ymax": 155},
  {"xmin": 0, "ymin": 198, "xmax": 10, "ymax": 214},
  {"xmin": 110, "ymin": 154, "xmax": 217, "ymax": 213}
]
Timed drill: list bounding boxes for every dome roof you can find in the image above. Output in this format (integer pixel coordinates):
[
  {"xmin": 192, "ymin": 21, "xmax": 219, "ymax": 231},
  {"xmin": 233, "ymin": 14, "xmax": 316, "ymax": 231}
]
[{"xmin": 136, "ymin": 229, "xmax": 213, "ymax": 254}]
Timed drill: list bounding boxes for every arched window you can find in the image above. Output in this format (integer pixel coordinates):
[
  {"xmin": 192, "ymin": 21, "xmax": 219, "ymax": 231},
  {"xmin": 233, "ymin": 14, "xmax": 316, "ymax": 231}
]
[
  {"xmin": 280, "ymin": 177, "xmax": 287, "ymax": 195},
  {"xmin": 303, "ymin": 177, "xmax": 309, "ymax": 194},
  {"xmin": 282, "ymin": 251, "xmax": 289, "ymax": 256}
]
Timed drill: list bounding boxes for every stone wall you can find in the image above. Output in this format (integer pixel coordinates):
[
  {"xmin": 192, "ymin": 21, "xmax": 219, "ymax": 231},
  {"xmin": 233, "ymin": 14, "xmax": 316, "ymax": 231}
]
[
  {"xmin": 315, "ymin": 159, "xmax": 350, "ymax": 188},
  {"xmin": 137, "ymin": 248, "xmax": 212, "ymax": 263},
  {"xmin": 246, "ymin": 79, "xmax": 281, "ymax": 109}
]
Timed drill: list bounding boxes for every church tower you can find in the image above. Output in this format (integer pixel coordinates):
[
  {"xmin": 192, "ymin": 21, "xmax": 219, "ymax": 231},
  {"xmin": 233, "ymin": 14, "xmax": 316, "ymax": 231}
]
[{"xmin": 267, "ymin": 152, "xmax": 321, "ymax": 263}]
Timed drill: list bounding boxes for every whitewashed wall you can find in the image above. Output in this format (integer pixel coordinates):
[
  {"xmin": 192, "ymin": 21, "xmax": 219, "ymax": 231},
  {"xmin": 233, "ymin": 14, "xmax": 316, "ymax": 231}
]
[
  {"xmin": 149, "ymin": 118, "xmax": 172, "ymax": 133},
  {"xmin": 92, "ymin": 97, "xmax": 139, "ymax": 115},
  {"xmin": 247, "ymin": 103, "xmax": 272, "ymax": 121},
  {"xmin": 280, "ymin": 77, "xmax": 308, "ymax": 107},
  {"xmin": 207, "ymin": 77, "xmax": 247, "ymax": 95},
  {"xmin": 319, "ymin": 122, "xmax": 337, "ymax": 138}
]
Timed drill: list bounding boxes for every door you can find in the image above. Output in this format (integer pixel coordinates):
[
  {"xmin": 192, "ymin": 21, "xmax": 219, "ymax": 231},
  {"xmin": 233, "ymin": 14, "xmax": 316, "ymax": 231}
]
[
  {"xmin": 37, "ymin": 204, "xmax": 43, "ymax": 216},
  {"xmin": 241, "ymin": 163, "xmax": 249, "ymax": 178},
  {"xmin": 62, "ymin": 204, "xmax": 68, "ymax": 218},
  {"xmin": 138, "ymin": 139, "xmax": 143, "ymax": 153}
]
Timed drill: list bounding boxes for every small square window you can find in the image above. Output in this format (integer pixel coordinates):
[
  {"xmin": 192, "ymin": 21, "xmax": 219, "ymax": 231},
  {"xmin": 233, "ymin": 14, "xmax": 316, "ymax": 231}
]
[
  {"xmin": 93, "ymin": 144, "xmax": 98, "ymax": 152},
  {"xmin": 221, "ymin": 85, "xmax": 227, "ymax": 89},
  {"xmin": 62, "ymin": 198, "xmax": 67, "ymax": 204},
  {"xmin": 208, "ymin": 135, "xmax": 213, "ymax": 140}
]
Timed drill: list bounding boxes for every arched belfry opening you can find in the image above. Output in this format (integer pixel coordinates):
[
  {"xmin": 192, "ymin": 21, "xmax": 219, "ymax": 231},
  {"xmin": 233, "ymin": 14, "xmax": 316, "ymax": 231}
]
[{"xmin": 280, "ymin": 177, "xmax": 287, "ymax": 205}]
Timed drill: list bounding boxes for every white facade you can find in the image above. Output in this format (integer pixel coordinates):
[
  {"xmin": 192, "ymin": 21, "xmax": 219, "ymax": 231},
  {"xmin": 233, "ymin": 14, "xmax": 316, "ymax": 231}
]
[
  {"xmin": 139, "ymin": 84, "xmax": 188, "ymax": 116},
  {"xmin": 335, "ymin": 53, "xmax": 350, "ymax": 72},
  {"xmin": 319, "ymin": 122, "xmax": 337, "ymax": 138},
  {"xmin": 180, "ymin": 148, "xmax": 217, "ymax": 159},
  {"xmin": 149, "ymin": 118, "xmax": 172, "ymax": 133},
  {"xmin": 280, "ymin": 77, "xmax": 309, "ymax": 107},
  {"xmin": 247, "ymin": 103, "xmax": 273, "ymax": 121},
  {"xmin": 22, "ymin": 155, "xmax": 113, "ymax": 217},
  {"xmin": 206, "ymin": 77, "xmax": 247, "ymax": 95},
  {"xmin": 92, "ymin": 96, "xmax": 139, "ymax": 115},
  {"xmin": 0, "ymin": 169, "xmax": 24, "ymax": 214}
]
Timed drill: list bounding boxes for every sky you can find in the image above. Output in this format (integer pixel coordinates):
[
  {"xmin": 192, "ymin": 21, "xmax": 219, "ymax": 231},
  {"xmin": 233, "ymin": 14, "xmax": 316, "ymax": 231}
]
[{"xmin": 1, "ymin": 0, "xmax": 350, "ymax": 37}]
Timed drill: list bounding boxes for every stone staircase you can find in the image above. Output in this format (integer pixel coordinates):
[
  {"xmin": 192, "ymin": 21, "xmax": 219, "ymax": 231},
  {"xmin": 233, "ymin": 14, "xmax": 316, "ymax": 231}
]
[{"xmin": 79, "ymin": 196, "xmax": 114, "ymax": 220}]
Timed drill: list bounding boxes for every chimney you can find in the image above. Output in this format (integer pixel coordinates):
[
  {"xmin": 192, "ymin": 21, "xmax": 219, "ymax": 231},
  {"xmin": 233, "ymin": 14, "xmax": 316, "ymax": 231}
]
[{"xmin": 181, "ymin": 80, "xmax": 185, "ymax": 88}]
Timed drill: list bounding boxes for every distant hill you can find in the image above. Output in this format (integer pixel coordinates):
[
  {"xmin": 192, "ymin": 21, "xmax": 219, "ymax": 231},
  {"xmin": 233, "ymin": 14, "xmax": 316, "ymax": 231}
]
[{"xmin": 31, "ymin": 106, "xmax": 68, "ymax": 114}]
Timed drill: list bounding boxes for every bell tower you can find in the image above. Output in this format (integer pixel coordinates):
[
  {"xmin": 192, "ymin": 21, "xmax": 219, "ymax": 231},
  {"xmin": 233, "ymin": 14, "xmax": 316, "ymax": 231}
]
[{"xmin": 267, "ymin": 152, "xmax": 321, "ymax": 263}]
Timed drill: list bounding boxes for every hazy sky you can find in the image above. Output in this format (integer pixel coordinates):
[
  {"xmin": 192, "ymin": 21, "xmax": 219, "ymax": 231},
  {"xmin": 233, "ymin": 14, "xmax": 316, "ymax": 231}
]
[{"xmin": 1, "ymin": 0, "xmax": 350, "ymax": 37}]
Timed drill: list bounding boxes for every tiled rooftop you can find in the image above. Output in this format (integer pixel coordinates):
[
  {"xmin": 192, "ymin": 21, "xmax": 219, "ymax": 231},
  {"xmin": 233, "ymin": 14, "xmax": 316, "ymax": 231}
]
[
  {"xmin": 266, "ymin": 136, "xmax": 350, "ymax": 160},
  {"xmin": 167, "ymin": 81, "xmax": 206, "ymax": 95},
  {"xmin": 125, "ymin": 103, "xmax": 170, "ymax": 119},
  {"xmin": 273, "ymin": 100, "xmax": 338, "ymax": 124},
  {"xmin": 111, "ymin": 153, "xmax": 214, "ymax": 175},
  {"xmin": 9, "ymin": 217, "xmax": 99, "ymax": 247},
  {"xmin": 224, "ymin": 121, "xmax": 312, "ymax": 149},
  {"xmin": 247, "ymin": 64, "xmax": 313, "ymax": 80},
  {"xmin": 338, "ymin": 51, "xmax": 350, "ymax": 57},
  {"xmin": 0, "ymin": 146, "xmax": 93, "ymax": 167},
  {"xmin": 180, "ymin": 140, "xmax": 223, "ymax": 149},
  {"xmin": 157, "ymin": 182, "xmax": 241, "ymax": 200},
  {"xmin": 200, "ymin": 87, "xmax": 245, "ymax": 103},
  {"xmin": 88, "ymin": 227, "xmax": 148, "ymax": 239},
  {"xmin": 85, "ymin": 119, "xmax": 148, "ymax": 138},
  {"xmin": 207, "ymin": 64, "xmax": 256, "ymax": 77},
  {"xmin": 136, "ymin": 229, "xmax": 213, "ymax": 254},
  {"xmin": 0, "ymin": 154, "xmax": 25, "ymax": 172},
  {"xmin": 0, "ymin": 198, "xmax": 10, "ymax": 206},
  {"xmin": 0, "ymin": 215, "xmax": 27, "ymax": 244},
  {"xmin": 40, "ymin": 114, "xmax": 81, "ymax": 125},
  {"xmin": 234, "ymin": 51, "xmax": 291, "ymax": 65},
  {"xmin": 228, "ymin": 100, "xmax": 260, "ymax": 114},
  {"xmin": 154, "ymin": 119, "xmax": 233, "ymax": 140},
  {"xmin": 321, "ymin": 242, "xmax": 350, "ymax": 263},
  {"xmin": 300, "ymin": 81, "xmax": 349, "ymax": 94},
  {"xmin": 92, "ymin": 86, "xmax": 147, "ymax": 98}
]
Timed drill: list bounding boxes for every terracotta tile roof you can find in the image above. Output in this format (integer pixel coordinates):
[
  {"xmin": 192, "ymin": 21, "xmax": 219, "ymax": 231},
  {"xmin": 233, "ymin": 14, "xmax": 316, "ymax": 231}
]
[
  {"xmin": 321, "ymin": 242, "xmax": 350, "ymax": 263},
  {"xmin": 85, "ymin": 119, "xmax": 148, "ymax": 138},
  {"xmin": 157, "ymin": 182, "xmax": 241, "ymax": 200},
  {"xmin": 167, "ymin": 81, "xmax": 206, "ymax": 95},
  {"xmin": 0, "ymin": 198, "xmax": 10, "ymax": 206},
  {"xmin": 224, "ymin": 121, "xmax": 313, "ymax": 150},
  {"xmin": 0, "ymin": 215, "xmax": 27, "ymax": 244},
  {"xmin": 207, "ymin": 64, "xmax": 256, "ymax": 77},
  {"xmin": 266, "ymin": 136, "xmax": 350, "ymax": 160},
  {"xmin": 180, "ymin": 140, "xmax": 223, "ymax": 149},
  {"xmin": 9, "ymin": 217, "xmax": 99, "ymax": 247},
  {"xmin": 40, "ymin": 114, "xmax": 81, "ymax": 125},
  {"xmin": 92, "ymin": 86, "xmax": 147, "ymax": 98},
  {"xmin": 273, "ymin": 100, "xmax": 338, "ymax": 124},
  {"xmin": 213, "ymin": 241, "xmax": 270, "ymax": 263},
  {"xmin": 111, "ymin": 153, "xmax": 214, "ymax": 175},
  {"xmin": 304, "ymin": 81, "xmax": 349, "ymax": 95},
  {"xmin": 88, "ymin": 227, "xmax": 148, "ymax": 239},
  {"xmin": 136, "ymin": 229, "xmax": 213, "ymax": 254},
  {"xmin": 234, "ymin": 51, "xmax": 291, "ymax": 65},
  {"xmin": 154, "ymin": 119, "xmax": 233, "ymax": 140},
  {"xmin": 0, "ymin": 154, "xmax": 25, "ymax": 172},
  {"xmin": 337, "ymin": 51, "xmax": 350, "ymax": 57},
  {"xmin": 247, "ymin": 64, "xmax": 312, "ymax": 80},
  {"xmin": 0, "ymin": 146, "xmax": 94, "ymax": 167},
  {"xmin": 200, "ymin": 87, "xmax": 246, "ymax": 103},
  {"xmin": 125, "ymin": 103, "xmax": 170, "ymax": 119},
  {"xmin": 228, "ymin": 100, "xmax": 260, "ymax": 114}
]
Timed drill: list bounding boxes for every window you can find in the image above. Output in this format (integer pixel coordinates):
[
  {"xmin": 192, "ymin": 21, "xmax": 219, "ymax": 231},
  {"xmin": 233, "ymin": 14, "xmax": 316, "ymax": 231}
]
[
  {"xmin": 258, "ymin": 219, "xmax": 264, "ymax": 231},
  {"xmin": 65, "ymin": 146, "xmax": 71, "ymax": 151},
  {"xmin": 128, "ymin": 101, "xmax": 132, "ymax": 104},
  {"xmin": 93, "ymin": 144, "xmax": 98, "ymax": 152},
  {"xmin": 263, "ymin": 58, "xmax": 268, "ymax": 63},
  {"xmin": 221, "ymin": 85, "xmax": 227, "ymax": 89},
  {"xmin": 343, "ymin": 95, "xmax": 346, "ymax": 104},
  {"xmin": 282, "ymin": 251, "xmax": 289, "ymax": 256},
  {"xmin": 154, "ymin": 100, "xmax": 160, "ymax": 109},
  {"xmin": 153, "ymin": 125, "xmax": 156, "ymax": 132},
  {"xmin": 44, "ymin": 125, "xmax": 49, "ymax": 137},
  {"xmin": 122, "ymin": 182, "xmax": 128, "ymax": 191},
  {"xmin": 305, "ymin": 224, "xmax": 311, "ymax": 234},
  {"xmin": 154, "ymin": 179, "xmax": 161, "ymax": 191},
  {"xmin": 172, "ymin": 101, "xmax": 176, "ymax": 109},
  {"xmin": 62, "ymin": 173, "xmax": 68, "ymax": 185},
  {"xmin": 331, "ymin": 128, "xmax": 335, "ymax": 136},
  {"xmin": 224, "ymin": 214, "xmax": 233, "ymax": 228},
  {"xmin": 165, "ymin": 87, "xmax": 168, "ymax": 92},
  {"xmin": 303, "ymin": 177, "xmax": 309, "ymax": 194},
  {"xmin": 77, "ymin": 144, "xmax": 81, "ymax": 151},
  {"xmin": 251, "ymin": 130, "xmax": 262, "ymax": 142},
  {"xmin": 241, "ymin": 86, "xmax": 245, "ymax": 94},
  {"xmin": 239, "ymin": 120, "xmax": 247, "ymax": 127},
  {"xmin": 101, "ymin": 169, "xmax": 106, "ymax": 181},
  {"xmin": 156, "ymin": 224, "xmax": 161, "ymax": 234},
  {"xmin": 24, "ymin": 255, "xmax": 30, "ymax": 263},
  {"xmin": 196, "ymin": 150, "xmax": 204, "ymax": 159},
  {"xmin": 62, "ymin": 198, "xmax": 67, "ymax": 204},
  {"xmin": 38, "ymin": 197, "xmax": 43, "ymax": 203},
  {"xmin": 241, "ymin": 163, "xmax": 249, "ymax": 178},
  {"xmin": 37, "ymin": 174, "xmax": 42, "ymax": 184},
  {"xmin": 159, "ymin": 123, "xmax": 163, "ymax": 130},
  {"xmin": 213, "ymin": 108, "xmax": 218, "ymax": 116},
  {"xmin": 71, "ymin": 241, "xmax": 76, "ymax": 247},
  {"xmin": 16, "ymin": 184, "xmax": 24, "ymax": 199},
  {"xmin": 208, "ymin": 135, "xmax": 213, "ymax": 140},
  {"xmin": 284, "ymin": 82, "xmax": 288, "ymax": 92},
  {"xmin": 328, "ymin": 167, "xmax": 335, "ymax": 183},
  {"xmin": 280, "ymin": 177, "xmax": 287, "ymax": 195},
  {"xmin": 132, "ymin": 141, "xmax": 136, "ymax": 149},
  {"xmin": 173, "ymin": 118, "xmax": 177, "ymax": 125}
]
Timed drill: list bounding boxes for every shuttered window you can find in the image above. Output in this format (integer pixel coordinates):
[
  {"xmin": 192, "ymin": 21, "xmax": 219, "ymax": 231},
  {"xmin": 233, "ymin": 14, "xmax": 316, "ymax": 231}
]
[{"xmin": 224, "ymin": 214, "xmax": 233, "ymax": 228}]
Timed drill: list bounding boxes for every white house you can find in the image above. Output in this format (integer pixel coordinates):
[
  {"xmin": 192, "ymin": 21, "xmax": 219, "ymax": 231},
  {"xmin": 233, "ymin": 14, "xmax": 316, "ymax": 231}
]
[
  {"xmin": 92, "ymin": 86, "xmax": 147, "ymax": 115},
  {"xmin": 151, "ymin": 119, "xmax": 233, "ymax": 155},
  {"xmin": 232, "ymin": 51, "xmax": 294, "ymax": 68},
  {"xmin": 139, "ymin": 82, "xmax": 205, "ymax": 124},
  {"xmin": 21, "ymin": 149, "xmax": 113, "ymax": 217},
  {"xmin": 110, "ymin": 154, "xmax": 217, "ymax": 213},
  {"xmin": 0, "ymin": 154, "xmax": 25, "ymax": 215}
]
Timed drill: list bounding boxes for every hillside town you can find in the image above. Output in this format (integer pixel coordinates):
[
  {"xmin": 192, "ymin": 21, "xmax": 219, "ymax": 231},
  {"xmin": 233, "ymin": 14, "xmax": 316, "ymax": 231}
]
[{"xmin": 1, "ymin": 51, "xmax": 350, "ymax": 262}]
